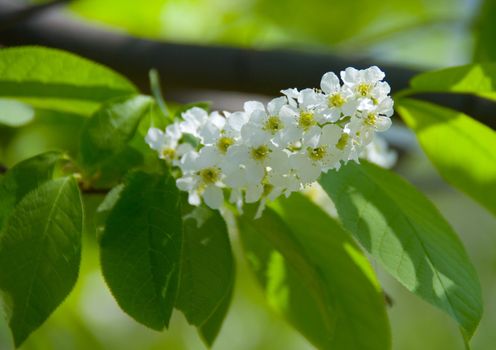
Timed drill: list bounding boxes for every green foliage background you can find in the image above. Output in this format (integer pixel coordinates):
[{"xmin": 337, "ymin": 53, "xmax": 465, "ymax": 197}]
[{"xmin": 1, "ymin": 1, "xmax": 496, "ymax": 350}]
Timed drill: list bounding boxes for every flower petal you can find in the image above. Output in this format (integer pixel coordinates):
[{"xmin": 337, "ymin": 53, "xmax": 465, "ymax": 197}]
[
  {"xmin": 145, "ymin": 128, "xmax": 165, "ymax": 151},
  {"xmin": 375, "ymin": 116, "xmax": 392, "ymax": 132},
  {"xmin": 203, "ymin": 185, "xmax": 224, "ymax": 209},
  {"xmin": 320, "ymin": 72, "xmax": 340, "ymax": 94},
  {"xmin": 227, "ymin": 111, "xmax": 249, "ymax": 131},
  {"xmin": 244, "ymin": 101, "xmax": 265, "ymax": 114},
  {"xmin": 340, "ymin": 67, "xmax": 359, "ymax": 86},
  {"xmin": 321, "ymin": 124, "xmax": 342, "ymax": 146},
  {"xmin": 245, "ymin": 184, "xmax": 264, "ymax": 203},
  {"xmin": 267, "ymin": 96, "xmax": 287, "ymax": 115},
  {"xmin": 302, "ymin": 125, "xmax": 321, "ymax": 148}
]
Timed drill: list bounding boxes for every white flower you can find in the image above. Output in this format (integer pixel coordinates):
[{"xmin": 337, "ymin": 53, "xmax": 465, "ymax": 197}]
[
  {"xmin": 340, "ymin": 66, "xmax": 391, "ymax": 109},
  {"xmin": 224, "ymin": 110, "xmax": 249, "ymax": 136},
  {"xmin": 176, "ymin": 146, "xmax": 224, "ymax": 209},
  {"xmin": 290, "ymin": 124, "xmax": 342, "ymax": 183},
  {"xmin": 277, "ymin": 90, "xmax": 328, "ymax": 148},
  {"xmin": 361, "ymin": 94, "xmax": 394, "ymax": 117},
  {"xmin": 347, "ymin": 110, "xmax": 392, "ymax": 147},
  {"xmin": 221, "ymin": 142, "xmax": 289, "ymax": 193},
  {"xmin": 361, "ymin": 136, "xmax": 397, "ymax": 169},
  {"xmin": 280, "ymin": 88, "xmax": 299, "ymax": 108},
  {"xmin": 197, "ymin": 111, "xmax": 226, "ymax": 145},
  {"xmin": 240, "ymin": 97, "xmax": 288, "ymax": 146},
  {"xmin": 179, "ymin": 107, "xmax": 209, "ymax": 137},
  {"xmin": 318, "ymin": 72, "xmax": 359, "ymax": 121},
  {"xmin": 145, "ymin": 124, "xmax": 191, "ymax": 161},
  {"xmin": 145, "ymin": 65, "xmax": 395, "ymax": 218}
]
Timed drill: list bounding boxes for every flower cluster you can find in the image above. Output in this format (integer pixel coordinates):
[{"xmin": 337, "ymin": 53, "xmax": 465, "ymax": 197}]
[{"xmin": 146, "ymin": 66, "xmax": 394, "ymax": 217}]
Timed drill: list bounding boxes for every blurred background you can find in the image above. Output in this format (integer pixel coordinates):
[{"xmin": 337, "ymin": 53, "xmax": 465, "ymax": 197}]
[{"xmin": 0, "ymin": 0, "xmax": 495, "ymax": 349}]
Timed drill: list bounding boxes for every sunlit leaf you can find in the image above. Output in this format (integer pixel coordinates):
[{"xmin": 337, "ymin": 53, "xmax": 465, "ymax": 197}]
[
  {"xmin": 238, "ymin": 193, "xmax": 390, "ymax": 350},
  {"xmin": 0, "ymin": 46, "xmax": 137, "ymax": 103},
  {"xmin": 254, "ymin": 0, "xmax": 450, "ymax": 46},
  {"xmin": 409, "ymin": 63, "xmax": 496, "ymax": 101},
  {"xmin": 71, "ymin": 0, "xmax": 169, "ymax": 39},
  {"xmin": 319, "ymin": 162, "xmax": 482, "ymax": 340},
  {"xmin": 398, "ymin": 98, "xmax": 496, "ymax": 216}
]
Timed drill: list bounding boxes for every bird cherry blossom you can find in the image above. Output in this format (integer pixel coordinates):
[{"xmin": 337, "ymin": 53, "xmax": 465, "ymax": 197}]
[{"xmin": 146, "ymin": 66, "xmax": 395, "ymax": 217}]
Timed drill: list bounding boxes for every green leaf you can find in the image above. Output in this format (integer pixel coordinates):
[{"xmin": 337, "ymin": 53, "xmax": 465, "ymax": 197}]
[
  {"xmin": 99, "ymin": 171, "xmax": 182, "ymax": 330},
  {"xmin": 175, "ymin": 207, "xmax": 234, "ymax": 345},
  {"xmin": 0, "ymin": 46, "xmax": 137, "ymax": 102},
  {"xmin": 71, "ymin": 0, "xmax": 169, "ymax": 39},
  {"xmin": 473, "ymin": 0, "xmax": 496, "ymax": 62},
  {"xmin": 408, "ymin": 63, "xmax": 496, "ymax": 100},
  {"xmin": 19, "ymin": 98, "xmax": 100, "ymax": 118},
  {"xmin": 319, "ymin": 162, "xmax": 482, "ymax": 340},
  {"xmin": 199, "ymin": 280, "xmax": 234, "ymax": 347},
  {"xmin": 79, "ymin": 95, "xmax": 153, "ymax": 169},
  {"xmin": 397, "ymin": 98, "xmax": 496, "ymax": 216},
  {"xmin": 0, "ymin": 151, "xmax": 66, "ymax": 230},
  {"xmin": 89, "ymin": 147, "xmax": 145, "ymax": 189},
  {"xmin": 137, "ymin": 104, "xmax": 170, "ymax": 137},
  {"xmin": 0, "ymin": 99, "xmax": 34, "ymax": 127},
  {"xmin": 238, "ymin": 193, "xmax": 390, "ymax": 350},
  {"xmin": 0, "ymin": 176, "xmax": 83, "ymax": 347},
  {"xmin": 254, "ymin": 0, "xmax": 452, "ymax": 47}
]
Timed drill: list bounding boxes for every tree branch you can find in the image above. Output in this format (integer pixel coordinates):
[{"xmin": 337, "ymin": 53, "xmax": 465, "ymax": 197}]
[
  {"xmin": 0, "ymin": 1, "xmax": 416, "ymax": 94},
  {"xmin": 0, "ymin": 0, "xmax": 71, "ymax": 32},
  {"xmin": 0, "ymin": 163, "xmax": 111, "ymax": 194},
  {"xmin": 0, "ymin": 1, "xmax": 494, "ymax": 129},
  {"xmin": 79, "ymin": 186, "xmax": 110, "ymax": 195}
]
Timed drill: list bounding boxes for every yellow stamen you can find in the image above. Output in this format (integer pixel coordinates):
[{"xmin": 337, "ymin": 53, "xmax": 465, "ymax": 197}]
[
  {"xmin": 328, "ymin": 93, "xmax": 345, "ymax": 107},
  {"xmin": 251, "ymin": 145, "xmax": 270, "ymax": 161},
  {"xmin": 264, "ymin": 116, "xmax": 283, "ymax": 134},
  {"xmin": 336, "ymin": 134, "xmax": 349, "ymax": 150},
  {"xmin": 160, "ymin": 148, "xmax": 176, "ymax": 160},
  {"xmin": 308, "ymin": 146, "xmax": 327, "ymax": 161},
  {"xmin": 357, "ymin": 83, "xmax": 371, "ymax": 97},
  {"xmin": 217, "ymin": 136, "xmax": 235, "ymax": 154},
  {"xmin": 365, "ymin": 113, "xmax": 377, "ymax": 126},
  {"xmin": 298, "ymin": 112, "xmax": 316, "ymax": 131},
  {"xmin": 199, "ymin": 167, "xmax": 221, "ymax": 184}
]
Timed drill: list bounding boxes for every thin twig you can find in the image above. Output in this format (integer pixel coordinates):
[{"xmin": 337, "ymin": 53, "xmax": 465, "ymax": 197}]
[
  {"xmin": 149, "ymin": 69, "xmax": 170, "ymax": 118},
  {"xmin": 80, "ymin": 187, "xmax": 110, "ymax": 195},
  {"xmin": 384, "ymin": 291, "xmax": 394, "ymax": 307},
  {"xmin": 0, "ymin": 164, "xmax": 110, "ymax": 194}
]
